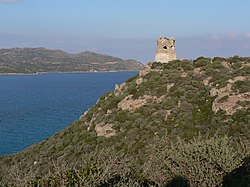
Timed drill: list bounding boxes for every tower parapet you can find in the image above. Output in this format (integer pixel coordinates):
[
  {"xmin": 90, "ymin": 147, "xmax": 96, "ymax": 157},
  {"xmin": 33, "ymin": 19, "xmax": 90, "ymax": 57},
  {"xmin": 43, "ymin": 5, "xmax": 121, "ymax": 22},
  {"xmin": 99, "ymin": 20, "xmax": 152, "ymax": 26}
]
[{"xmin": 155, "ymin": 36, "xmax": 176, "ymax": 63}]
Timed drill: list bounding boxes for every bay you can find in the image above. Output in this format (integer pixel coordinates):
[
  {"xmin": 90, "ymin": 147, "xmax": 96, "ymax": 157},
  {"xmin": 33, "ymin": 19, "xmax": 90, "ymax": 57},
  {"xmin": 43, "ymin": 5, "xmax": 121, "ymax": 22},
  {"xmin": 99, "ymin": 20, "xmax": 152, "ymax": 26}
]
[{"xmin": 0, "ymin": 72, "xmax": 137, "ymax": 156}]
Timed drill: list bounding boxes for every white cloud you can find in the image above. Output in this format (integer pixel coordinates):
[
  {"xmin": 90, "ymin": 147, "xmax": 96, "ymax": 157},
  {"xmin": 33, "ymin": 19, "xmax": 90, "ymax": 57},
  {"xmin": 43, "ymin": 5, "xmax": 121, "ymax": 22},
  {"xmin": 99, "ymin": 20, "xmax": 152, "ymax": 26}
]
[
  {"xmin": 245, "ymin": 33, "xmax": 250, "ymax": 39},
  {"xmin": 210, "ymin": 35, "xmax": 221, "ymax": 41},
  {"xmin": 0, "ymin": 0, "xmax": 21, "ymax": 3},
  {"xmin": 211, "ymin": 33, "xmax": 236, "ymax": 41},
  {"xmin": 211, "ymin": 32, "xmax": 250, "ymax": 41}
]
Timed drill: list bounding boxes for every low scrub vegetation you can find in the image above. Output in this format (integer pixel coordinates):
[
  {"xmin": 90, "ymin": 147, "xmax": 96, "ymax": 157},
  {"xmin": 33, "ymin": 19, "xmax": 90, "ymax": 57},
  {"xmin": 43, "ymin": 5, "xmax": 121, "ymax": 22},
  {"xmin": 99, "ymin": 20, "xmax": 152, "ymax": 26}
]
[
  {"xmin": 2, "ymin": 134, "xmax": 249, "ymax": 186},
  {"xmin": 0, "ymin": 56, "xmax": 249, "ymax": 186}
]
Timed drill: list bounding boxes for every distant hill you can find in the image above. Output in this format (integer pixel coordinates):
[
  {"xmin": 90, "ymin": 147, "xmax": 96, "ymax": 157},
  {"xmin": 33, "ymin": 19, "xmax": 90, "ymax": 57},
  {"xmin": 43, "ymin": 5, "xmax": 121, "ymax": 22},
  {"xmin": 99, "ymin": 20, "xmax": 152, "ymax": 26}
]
[
  {"xmin": 0, "ymin": 56, "xmax": 249, "ymax": 186},
  {"xmin": 0, "ymin": 48, "xmax": 144, "ymax": 73}
]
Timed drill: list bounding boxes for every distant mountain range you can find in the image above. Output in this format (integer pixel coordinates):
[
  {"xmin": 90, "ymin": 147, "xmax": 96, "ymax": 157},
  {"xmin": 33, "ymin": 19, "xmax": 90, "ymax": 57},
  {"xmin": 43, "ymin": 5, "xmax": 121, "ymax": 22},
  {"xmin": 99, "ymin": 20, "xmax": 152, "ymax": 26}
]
[{"xmin": 0, "ymin": 48, "xmax": 144, "ymax": 73}]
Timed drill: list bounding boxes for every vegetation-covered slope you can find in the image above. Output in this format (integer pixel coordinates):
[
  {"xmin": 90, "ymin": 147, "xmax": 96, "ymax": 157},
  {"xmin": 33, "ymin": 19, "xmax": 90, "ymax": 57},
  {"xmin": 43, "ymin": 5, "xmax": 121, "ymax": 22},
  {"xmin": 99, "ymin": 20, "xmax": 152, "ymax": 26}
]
[
  {"xmin": 0, "ymin": 56, "xmax": 249, "ymax": 186},
  {"xmin": 0, "ymin": 48, "xmax": 144, "ymax": 73}
]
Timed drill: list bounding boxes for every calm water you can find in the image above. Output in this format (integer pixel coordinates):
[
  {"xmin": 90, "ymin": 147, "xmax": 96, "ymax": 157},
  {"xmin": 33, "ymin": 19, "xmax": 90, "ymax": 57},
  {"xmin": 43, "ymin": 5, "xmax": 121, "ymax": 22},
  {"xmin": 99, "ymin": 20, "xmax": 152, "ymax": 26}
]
[{"xmin": 0, "ymin": 72, "xmax": 137, "ymax": 156}]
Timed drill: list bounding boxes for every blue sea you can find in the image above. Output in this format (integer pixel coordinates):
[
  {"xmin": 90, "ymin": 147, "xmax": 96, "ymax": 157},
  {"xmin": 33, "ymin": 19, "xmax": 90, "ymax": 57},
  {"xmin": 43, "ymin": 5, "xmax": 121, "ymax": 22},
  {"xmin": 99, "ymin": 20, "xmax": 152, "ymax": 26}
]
[{"xmin": 0, "ymin": 72, "xmax": 137, "ymax": 156}]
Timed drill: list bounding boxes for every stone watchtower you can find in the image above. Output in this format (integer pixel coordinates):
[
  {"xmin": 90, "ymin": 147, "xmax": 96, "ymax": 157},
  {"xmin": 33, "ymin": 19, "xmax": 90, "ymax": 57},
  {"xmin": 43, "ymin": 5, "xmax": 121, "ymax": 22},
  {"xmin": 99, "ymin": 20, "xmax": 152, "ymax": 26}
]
[{"xmin": 155, "ymin": 36, "xmax": 176, "ymax": 63}]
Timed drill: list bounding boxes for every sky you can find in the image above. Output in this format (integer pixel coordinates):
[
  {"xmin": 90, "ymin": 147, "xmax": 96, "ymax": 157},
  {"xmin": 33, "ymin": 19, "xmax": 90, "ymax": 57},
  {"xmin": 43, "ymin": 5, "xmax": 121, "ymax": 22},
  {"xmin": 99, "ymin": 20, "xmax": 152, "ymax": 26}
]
[{"xmin": 0, "ymin": 0, "xmax": 250, "ymax": 63}]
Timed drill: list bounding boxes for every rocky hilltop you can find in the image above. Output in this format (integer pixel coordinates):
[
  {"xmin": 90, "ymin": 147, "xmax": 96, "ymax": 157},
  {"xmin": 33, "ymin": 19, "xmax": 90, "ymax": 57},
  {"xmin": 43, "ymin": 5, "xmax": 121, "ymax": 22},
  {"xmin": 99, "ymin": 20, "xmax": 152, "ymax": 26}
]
[
  {"xmin": 0, "ymin": 56, "xmax": 249, "ymax": 186},
  {"xmin": 0, "ymin": 48, "xmax": 144, "ymax": 73}
]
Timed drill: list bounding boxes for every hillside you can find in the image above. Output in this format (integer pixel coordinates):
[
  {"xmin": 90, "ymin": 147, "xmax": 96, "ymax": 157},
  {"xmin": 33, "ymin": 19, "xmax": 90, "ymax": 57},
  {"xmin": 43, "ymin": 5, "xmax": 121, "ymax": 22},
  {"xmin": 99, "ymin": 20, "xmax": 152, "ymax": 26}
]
[
  {"xmin": 0, "ymin": 48, "xmax": 144, "ymax": 73},
  {"xmin": 0, "ymin": 56, "xmax": 249, "ymax": 186}
]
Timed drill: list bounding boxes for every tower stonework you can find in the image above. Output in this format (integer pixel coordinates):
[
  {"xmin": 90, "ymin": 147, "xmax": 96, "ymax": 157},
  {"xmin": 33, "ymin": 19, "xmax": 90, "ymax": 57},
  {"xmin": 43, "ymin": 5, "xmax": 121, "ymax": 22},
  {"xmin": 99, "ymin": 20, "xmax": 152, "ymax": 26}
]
[{"xmin": 155, "ymin": 36, "xmax": 176, "ymax": 63}]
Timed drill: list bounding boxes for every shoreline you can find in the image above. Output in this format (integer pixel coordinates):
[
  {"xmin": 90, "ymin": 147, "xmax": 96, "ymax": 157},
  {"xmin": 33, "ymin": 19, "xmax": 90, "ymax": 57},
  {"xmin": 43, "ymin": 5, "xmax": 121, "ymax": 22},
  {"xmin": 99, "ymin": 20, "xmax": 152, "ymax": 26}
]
[{"xmin": 0, "ymin": 70, "xmax": 140, "ymax": 75}]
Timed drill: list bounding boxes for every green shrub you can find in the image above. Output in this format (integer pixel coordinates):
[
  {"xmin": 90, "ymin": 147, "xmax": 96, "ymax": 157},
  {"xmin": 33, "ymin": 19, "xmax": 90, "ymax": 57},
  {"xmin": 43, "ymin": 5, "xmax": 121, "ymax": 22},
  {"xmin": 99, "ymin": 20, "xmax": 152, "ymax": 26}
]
[
  {"xmin": 233, "ymin": 80, "xmax": 250, "ymax": 93},
  {"xmin": 228, "ymin": 55, "xmax": 243, "ymax": 64},
  {"xmin": 193, "ymin": 57, "xmax": 210, "ymax": 67},
  {"xmin": 147, "ymin": 134, "xmax": 250, "ymax": 186},
  {"xmin": 162, "ymin": 97, "xmax": 177, "ymax": 110}
]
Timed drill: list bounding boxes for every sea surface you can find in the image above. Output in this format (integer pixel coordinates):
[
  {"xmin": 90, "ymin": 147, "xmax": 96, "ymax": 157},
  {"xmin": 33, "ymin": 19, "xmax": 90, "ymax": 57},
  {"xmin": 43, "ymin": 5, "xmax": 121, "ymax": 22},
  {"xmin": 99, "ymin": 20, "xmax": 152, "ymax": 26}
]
[{"xmin": 0, "ymin": 71, "xmax": 137, "ymax": 156}]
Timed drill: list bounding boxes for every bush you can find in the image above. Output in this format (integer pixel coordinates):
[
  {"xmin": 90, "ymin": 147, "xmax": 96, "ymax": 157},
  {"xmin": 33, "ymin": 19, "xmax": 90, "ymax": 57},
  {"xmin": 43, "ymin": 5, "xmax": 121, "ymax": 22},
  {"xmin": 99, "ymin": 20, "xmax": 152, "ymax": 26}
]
[
  {"xmin": 147, "ymin": 134, "xmax": 250, "ymax": 186},
  {"xmin": 193, "ymin": 57, "xmax": 210, "ymax": 67},
  {"xmin": 233, "ymin": 80, "xmax": 250, "ymax": 93},
  {"xmin": 3, "ymin": 134, "xmax": 250, "ymax": 186}
]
